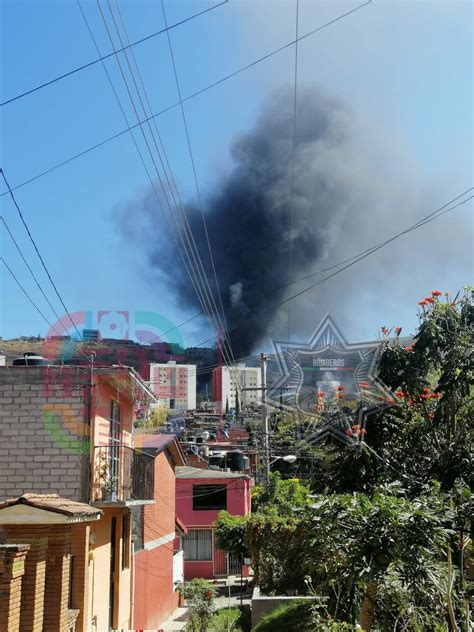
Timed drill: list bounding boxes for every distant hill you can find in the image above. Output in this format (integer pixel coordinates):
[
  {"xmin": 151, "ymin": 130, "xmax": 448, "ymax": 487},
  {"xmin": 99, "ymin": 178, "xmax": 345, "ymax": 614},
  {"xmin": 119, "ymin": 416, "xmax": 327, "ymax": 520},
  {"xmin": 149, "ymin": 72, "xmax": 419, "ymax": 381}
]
[{"xmin": 0, "ymin": 337, "xmax": 223, "ymax": 384}]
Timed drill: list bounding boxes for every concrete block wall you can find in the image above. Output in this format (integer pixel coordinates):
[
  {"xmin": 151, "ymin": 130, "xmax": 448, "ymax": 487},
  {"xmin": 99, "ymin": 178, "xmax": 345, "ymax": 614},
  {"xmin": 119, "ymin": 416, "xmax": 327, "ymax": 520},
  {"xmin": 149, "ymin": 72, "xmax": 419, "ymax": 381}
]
[{"xmin": 0, "ymin": 366, "xmax": 90, "ymax": 501}]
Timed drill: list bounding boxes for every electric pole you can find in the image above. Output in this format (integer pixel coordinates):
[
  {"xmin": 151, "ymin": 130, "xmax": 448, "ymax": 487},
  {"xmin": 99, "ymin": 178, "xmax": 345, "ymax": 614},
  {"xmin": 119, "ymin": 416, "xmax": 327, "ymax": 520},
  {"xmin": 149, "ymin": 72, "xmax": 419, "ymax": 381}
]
[{"xmin": 260, "ymin": 353, "xmax": 270, "ymax": 487}]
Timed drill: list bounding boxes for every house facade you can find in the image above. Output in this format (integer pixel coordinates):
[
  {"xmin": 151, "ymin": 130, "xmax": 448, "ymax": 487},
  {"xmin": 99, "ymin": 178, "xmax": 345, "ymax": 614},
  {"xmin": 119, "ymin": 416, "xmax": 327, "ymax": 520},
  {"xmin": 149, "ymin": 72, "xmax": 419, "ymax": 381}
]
[
  {"xmin": 0, "ymin": 363, "xmax": 156, "ymax": 631},
  {"xmin": 175, "ymin": 466, "xmax": 251, "ymax": 580},
  {"xmin": 132, "ymin": 432, "xmax": 187, "ymax": 630}
]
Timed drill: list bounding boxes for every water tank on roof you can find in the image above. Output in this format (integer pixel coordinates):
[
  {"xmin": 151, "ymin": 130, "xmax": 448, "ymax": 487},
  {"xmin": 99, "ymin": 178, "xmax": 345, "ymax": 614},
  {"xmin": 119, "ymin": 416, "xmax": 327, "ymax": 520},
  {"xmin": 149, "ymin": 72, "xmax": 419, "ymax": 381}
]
[
  {"xmin": 201, "ymin": 431, "xmax": 210, "ymax": 441},
  {"xmin": 188, "ymin": 436, "xmax": 196, "ymax": 444},
  {"xmin": 243, "ymin": 456, "xmax": 250, "ymax": 470},
  {"xmin": 200, "ymin": 445, "xmax": 209, "ymax": 458},
  {"xmin": 196, "ymin": 436, "xmax": 204, "ymax": 444},
  {"xmin": 209, "ymin": 453, "xmax": 225, "ymax": 469},
  {"xmin": 226, "ymin": 450, "xmax": 244, "ymax": 472},
  {"xmin": 12, "ymin": 353, "xmax": 50, "ymax": 366}
]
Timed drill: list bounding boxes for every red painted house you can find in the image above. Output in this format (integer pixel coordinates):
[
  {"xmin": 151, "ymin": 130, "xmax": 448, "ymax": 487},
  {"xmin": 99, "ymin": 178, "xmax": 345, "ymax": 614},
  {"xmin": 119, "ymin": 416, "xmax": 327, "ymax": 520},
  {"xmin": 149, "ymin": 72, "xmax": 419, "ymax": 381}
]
[
  {"xmin": 132, "ymin": 433, "xmax": 187, "ymax": 630},
  {"xmin": 175, "ymin": 466, "xmax": 251, "ymax": 580}
]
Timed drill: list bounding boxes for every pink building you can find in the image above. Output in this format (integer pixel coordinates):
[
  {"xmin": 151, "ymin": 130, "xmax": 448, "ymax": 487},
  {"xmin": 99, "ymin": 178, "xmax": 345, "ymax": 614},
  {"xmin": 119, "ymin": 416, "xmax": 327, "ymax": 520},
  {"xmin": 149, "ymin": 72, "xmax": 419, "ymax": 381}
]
[
  {"xmin": 132, "ymin": 433, "xmax": 187, "ymax": 630},
  {"xmin": 175, "ymin": 466, "xmax": 251, "ymax": 580}
]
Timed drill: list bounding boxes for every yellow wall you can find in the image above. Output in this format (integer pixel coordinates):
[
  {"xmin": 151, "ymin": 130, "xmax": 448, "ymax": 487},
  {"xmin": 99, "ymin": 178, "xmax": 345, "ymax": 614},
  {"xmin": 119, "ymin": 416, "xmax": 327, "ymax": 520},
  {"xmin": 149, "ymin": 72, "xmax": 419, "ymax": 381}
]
[{"xmin": 90, "ymin": 508, "xmax": 131, "ymax": 631}]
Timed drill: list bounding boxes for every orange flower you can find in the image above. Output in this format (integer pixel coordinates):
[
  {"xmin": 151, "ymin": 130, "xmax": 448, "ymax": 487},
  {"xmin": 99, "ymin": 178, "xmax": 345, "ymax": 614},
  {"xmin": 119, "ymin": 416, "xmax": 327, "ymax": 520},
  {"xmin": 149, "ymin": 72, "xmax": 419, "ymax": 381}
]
[
  {"xmin": 418, "ymin": 300, "xmax": 427, "ymax": 306},
  {"xmin": 395, "ymin": 390, "xmax": 404, "ymax": 398},
  {"xmin": 431, "ymin": 392, "xmax": 441, "ymax": 399},
  {"xmin": 431, "ymin": 290, "xmax": 442, "ymax": 297},
  {"xmin": 425, "ymin": 297, "xmax": 435, "ymax": 304},
  {"xmin": 337, "ymin": 386, "xmax": 345, "ymax": 391},
  {"xmin": 405, "ymin": 344, "xmax": 414, "ymax": 352},
  {"xmin": 394, "ymin": 326, "xmax": 402, "ymax": 335},
  {"xmin": 422, "ymin": 387, "xmax": 430, "ymax": 394},
  {"xmin": 345, "ymin": 429, "xmax": 353, "ymax": 436}
]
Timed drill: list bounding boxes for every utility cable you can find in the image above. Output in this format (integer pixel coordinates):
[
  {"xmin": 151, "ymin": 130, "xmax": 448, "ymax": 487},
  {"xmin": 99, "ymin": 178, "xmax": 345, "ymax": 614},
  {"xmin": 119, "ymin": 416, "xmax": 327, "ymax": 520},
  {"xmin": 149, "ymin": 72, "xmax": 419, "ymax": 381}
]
[
  {"xmin": 0, "ymin": 215, "xmax": 64, "ymax": 324},
  {"xmin": 1, "ymin": 168, "xmax": 84, "ymax": 341},
  {"xmin": 1, "ymin": 256, "xmax": 64, "ymax": 337},
  {"xmin": 0, "ymin": 0, "xmax": 372, "ymax": 197},
  {"xmin": 1, "ymin": 1, "xmax": 229, "ymax": 107},
  {"xmin": 287, "ymin": 0, "xmax": 299, "ymax": 341},
  {"xmin": 95, "ymin": 0, "xmax": 237, "ymax": 377}
]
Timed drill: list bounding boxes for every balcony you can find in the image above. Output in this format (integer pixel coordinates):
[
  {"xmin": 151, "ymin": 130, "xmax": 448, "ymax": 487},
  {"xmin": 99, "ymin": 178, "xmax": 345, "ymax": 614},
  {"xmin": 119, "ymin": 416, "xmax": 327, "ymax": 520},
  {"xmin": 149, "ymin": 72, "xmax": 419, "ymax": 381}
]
[{"xmin": 92, "ymin": 445, "xmax": 155, "ymax": 505}]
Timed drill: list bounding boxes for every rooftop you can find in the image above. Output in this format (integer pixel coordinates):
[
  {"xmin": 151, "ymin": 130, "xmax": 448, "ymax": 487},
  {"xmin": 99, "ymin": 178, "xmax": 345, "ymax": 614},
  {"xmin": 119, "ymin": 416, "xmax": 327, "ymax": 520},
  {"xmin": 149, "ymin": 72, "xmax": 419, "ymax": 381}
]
[
  {"xmin": 0, "ymin": 493, "xmax": 102, "ymax": 524},
  {"xmin": 176, "ymin": 466, "xmax": 247, "ymax": 480}
]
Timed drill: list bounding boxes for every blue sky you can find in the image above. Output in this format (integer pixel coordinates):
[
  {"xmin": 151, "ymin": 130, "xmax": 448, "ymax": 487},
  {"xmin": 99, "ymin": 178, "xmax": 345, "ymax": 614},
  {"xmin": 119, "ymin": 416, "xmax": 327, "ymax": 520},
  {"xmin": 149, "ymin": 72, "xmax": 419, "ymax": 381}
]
[{"xmin": 1, "ymin": 0, "xmax": 472, "ymax": 350}]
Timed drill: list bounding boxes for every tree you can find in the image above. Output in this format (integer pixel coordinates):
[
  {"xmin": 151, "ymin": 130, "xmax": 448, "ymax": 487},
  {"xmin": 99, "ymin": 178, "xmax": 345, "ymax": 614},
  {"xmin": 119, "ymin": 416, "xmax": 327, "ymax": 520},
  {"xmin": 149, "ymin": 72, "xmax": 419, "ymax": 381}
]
[
  {"xmin": 214, "ymin": 511, "xmax": 248, "ymax": 558},
  {"xmin": 249, "ymin": 290, "xmax": 473, "ymax": 629},
  {"xmin": 251, "ymin": 471, "xmax": 313, "ymax": 515}
]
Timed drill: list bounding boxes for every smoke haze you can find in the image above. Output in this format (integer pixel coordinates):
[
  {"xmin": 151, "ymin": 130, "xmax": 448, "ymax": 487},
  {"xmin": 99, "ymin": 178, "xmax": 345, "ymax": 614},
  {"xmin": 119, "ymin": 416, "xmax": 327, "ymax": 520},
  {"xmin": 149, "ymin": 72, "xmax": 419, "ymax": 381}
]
[{"xmin": 117, "ymin": 86, "xmax": 470, "ymax": 355}]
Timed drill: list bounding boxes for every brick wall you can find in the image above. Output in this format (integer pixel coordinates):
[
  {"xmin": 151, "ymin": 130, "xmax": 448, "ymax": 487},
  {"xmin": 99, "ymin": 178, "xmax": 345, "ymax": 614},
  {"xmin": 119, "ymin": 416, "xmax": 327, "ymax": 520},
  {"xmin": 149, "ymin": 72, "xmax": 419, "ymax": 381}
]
[
  {"xmin": 0, "ymin": 543, "xmax": 30, "ymax": 632},
  {"xmin": 0, "ymin": 366, "xmax": 89, "ymax": 501},
  {"xmin": 134, "ymin": 451, "xmax": 179, "ymax": 629}
]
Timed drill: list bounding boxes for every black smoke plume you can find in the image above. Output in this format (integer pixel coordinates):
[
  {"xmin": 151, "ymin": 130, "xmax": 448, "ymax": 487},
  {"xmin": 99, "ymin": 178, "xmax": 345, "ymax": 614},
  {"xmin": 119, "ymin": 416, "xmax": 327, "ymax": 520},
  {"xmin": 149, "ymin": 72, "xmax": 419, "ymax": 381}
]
[{"xmin": 119, "ymin": 86, "xmax": 466, "ymax": 355}]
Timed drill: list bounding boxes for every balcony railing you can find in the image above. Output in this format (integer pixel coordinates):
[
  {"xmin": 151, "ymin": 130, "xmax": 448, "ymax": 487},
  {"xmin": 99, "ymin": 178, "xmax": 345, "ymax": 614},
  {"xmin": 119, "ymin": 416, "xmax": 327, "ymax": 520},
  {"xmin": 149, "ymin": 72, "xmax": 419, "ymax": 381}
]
[{"xmin": 93, "ymin": 445, "xmax": 154, "ymax": 503}]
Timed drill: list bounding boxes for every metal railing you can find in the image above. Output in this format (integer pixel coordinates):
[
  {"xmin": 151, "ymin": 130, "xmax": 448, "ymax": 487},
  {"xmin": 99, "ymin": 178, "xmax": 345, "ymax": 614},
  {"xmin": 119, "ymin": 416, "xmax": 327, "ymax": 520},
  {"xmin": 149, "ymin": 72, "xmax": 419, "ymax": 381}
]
[{"xmin": 93, "ymin": 445, "xmax": 154, "ymax": 502}]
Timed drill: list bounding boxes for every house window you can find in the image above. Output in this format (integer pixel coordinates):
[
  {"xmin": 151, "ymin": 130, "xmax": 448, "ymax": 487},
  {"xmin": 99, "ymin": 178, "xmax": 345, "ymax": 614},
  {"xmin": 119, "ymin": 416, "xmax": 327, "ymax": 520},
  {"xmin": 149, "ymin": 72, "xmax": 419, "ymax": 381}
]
[
  {"xmin": 182, "ymin": 529, "xmax": 213, "ymax": 561},
  {"xmin": 192, "ymin": 484, "xmax": 227, "ymax": 511},
  {"xmin": 131, "ymin": 506, "xmax": 143, "ymax": 552},
  {"xmin": 122, "ymin": 514, "xmax": 130, "ymax": 569}
]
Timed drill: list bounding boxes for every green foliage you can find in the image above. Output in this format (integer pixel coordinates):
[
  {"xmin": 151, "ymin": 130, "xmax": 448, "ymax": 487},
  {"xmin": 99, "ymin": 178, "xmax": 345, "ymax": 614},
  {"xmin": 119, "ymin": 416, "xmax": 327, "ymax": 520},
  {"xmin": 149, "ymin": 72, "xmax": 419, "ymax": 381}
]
[
  {"xmin": 252, "ymin": 600, "xmax": 356, "ymax": 632},
  {"xmin": 247, "ymin": 292, "xmax": 473, "ymax": 630},
  {"xmin": 178, "ymin": 579, "xmax": 217, "ymax": 632},
  {"xmin": 214, "ymin": 511, "xmax": 248, "ymax": 557},
  {"xmin": 208, "ymin": 606, "xmax": 250, "ymax": 632},
  {"xmin": 305, "ymin": 483, "xmax": 453, "ymax": 625},
  {"xmin": 251, "ymin": 471, "xmax": 312, "ymax": 515},
  {"xmin": 246, "ymin": 511, "xmax": 309, "ymax": 595}
]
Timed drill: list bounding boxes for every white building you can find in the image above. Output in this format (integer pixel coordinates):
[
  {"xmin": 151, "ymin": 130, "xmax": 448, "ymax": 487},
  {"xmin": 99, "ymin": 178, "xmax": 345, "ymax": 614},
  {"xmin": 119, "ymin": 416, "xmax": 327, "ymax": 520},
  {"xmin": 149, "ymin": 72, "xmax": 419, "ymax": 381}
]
[
  {"xmin": 149, "ymin": 361, "xmax": 196, "ymax": 411},
  {"xmin": 212, "ymin": 365, "xmax": 262, "ymax": 410}
]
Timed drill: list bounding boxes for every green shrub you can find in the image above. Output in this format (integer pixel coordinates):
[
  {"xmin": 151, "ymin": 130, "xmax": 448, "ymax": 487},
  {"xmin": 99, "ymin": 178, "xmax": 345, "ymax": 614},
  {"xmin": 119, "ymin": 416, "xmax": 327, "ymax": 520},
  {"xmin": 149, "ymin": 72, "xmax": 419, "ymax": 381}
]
[{"xmin": 252, "ymin": 601, "xmax": 357, "ymax": 632}]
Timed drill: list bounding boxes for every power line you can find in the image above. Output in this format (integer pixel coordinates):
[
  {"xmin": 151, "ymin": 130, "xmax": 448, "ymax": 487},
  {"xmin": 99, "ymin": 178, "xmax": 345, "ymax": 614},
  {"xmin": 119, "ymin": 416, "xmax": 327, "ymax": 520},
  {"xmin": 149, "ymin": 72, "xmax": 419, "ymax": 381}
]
[
  {"xmin": 0, "ymin": 215, "xmax": 64, "ymax": 324},
  {"xmin": 160, "ymin": 0, "xmax": 240, "ymax": 393},
  {"xmin": 94, "ymin": 0, "xmax": 237, "ymax": 379},
  {"xmin": 0, "ymin": 0, "xmax": 372, "ymax": 198},
  {"xmin": 146, "ymin": 312, "xmax": 204, "ymax": 345},
  {"xmin": 0, "ymin": 0, "xmax": 229, "ymax": 107},
  {"xmin": 287, "ymin": 0, "xmax": 299, "ymax": 341},
  {"xmin": 192, "ymin": 189, "xmax": 473, "ymax": 348},
  {"xmin": 79, "ymin": 0, "xmax": 216, "ymax": 370},
  {"xmin": 1, "ymin": 169, "xmax": 84, "ymax": 341},
  {"xmin": 1, "ymin": 257, "xmax": 64, "ymax": 337}
]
